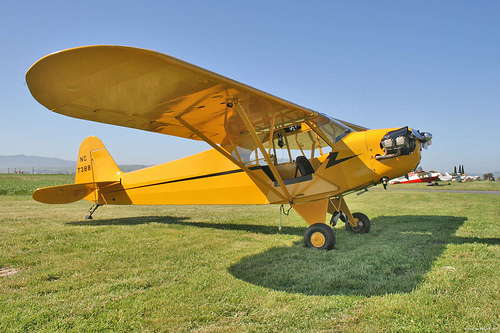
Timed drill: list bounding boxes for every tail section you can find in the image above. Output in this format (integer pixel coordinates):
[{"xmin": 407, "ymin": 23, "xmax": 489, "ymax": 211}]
[
  {"xmin": 76, "ymin": 136, "xmax": 121, "ymax": 184},
  {"xmin": 33, "ymin": 137, "xmax": 122, "ymax": 204}
]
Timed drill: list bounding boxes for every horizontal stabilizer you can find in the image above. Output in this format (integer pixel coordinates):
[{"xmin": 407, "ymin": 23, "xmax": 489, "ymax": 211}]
[{"xmin": 33, "ymin": 181, "xmax": 118, "ymax": 204}]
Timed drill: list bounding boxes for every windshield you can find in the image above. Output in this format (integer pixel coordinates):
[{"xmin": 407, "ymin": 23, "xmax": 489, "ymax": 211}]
[{"xmin": 313, "ymin": 113, "xmax": 354, "ymax": 146}]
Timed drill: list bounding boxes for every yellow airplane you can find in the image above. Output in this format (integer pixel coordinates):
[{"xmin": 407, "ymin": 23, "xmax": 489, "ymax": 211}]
[{"xmin": 26, "ymin": 45, "xmax": 432, "ymax": 250}]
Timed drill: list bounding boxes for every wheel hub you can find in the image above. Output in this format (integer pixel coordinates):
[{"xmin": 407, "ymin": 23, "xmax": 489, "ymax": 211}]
[
  {"xmin": 353, "ymin": 221, "xmax": 363, "ymax": 231},
  {"xmin": 311, "ymin": 232, "xmax": 326, "ymax": 248}
]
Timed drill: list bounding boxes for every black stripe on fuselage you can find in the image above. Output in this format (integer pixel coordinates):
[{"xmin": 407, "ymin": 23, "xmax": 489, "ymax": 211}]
[{"xmin": 118, "ymin": 166, "xmax": 264, "ymax": 192}]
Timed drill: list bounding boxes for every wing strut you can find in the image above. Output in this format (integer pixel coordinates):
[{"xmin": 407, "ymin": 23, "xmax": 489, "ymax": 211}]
[{"xmin": 175, "ymin": 114, "xmax": 290, "ymax": 203}]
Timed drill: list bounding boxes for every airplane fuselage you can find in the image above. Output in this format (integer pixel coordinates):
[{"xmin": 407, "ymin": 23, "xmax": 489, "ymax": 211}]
[{"xmin": 81, "ymin": 128, "xmax": 422, "ymax": 217}]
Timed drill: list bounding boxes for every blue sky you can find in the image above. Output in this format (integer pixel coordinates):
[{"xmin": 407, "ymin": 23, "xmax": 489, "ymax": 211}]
[{"xmin": 1, "ymin": 1, "xmax": 499, "ymax": 174}]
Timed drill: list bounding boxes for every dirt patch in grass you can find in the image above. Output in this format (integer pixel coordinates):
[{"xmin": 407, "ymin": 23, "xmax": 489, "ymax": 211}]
[{"xmin": 0, "ymin": 267, "xmax": 19, "ymax": 277}]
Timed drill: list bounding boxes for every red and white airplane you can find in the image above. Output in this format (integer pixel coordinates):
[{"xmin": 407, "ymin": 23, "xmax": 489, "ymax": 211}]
[{"xmin": 389, "ymin": 171, "xmax": 440, "ymax": 185}]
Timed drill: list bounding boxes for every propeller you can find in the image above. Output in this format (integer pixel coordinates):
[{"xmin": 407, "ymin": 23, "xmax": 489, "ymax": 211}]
[{"xmin": 411, "ymin": 129, "xmax": 433, "ymax": 149}]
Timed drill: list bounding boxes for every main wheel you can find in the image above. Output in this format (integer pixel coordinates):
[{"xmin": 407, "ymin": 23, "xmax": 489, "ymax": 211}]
[
  {"xmin": 304, "ymin": 223, "xmax": 336, "ymax": 250},
  {"xmin": 345, "ymin": 212, "xmax": 371, "ymax": 233}
]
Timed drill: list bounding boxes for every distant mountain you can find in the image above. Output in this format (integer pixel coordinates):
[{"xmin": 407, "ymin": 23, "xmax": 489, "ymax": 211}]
[
  {"xmin": 0, "ymin": 155, "xmax": 147, "ymax": 174},
  {"xmin": 0, "ymin": 154, "xmax": 75, "ymax": 169}
]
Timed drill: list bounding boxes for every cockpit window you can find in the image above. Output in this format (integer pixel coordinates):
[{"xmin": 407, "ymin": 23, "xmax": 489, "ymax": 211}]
[{"xmin": 226, "ymin": 111, "xmax": 355, "ymax": 166}]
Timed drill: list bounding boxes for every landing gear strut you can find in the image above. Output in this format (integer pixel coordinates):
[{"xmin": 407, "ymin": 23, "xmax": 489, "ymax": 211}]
[
  {"xmin": 328, "ymin": 197, "xmax": 371, "ymax": 233},
  {"xmin": 85, "ymin": 204, "xmax": 101, "ymax": 220},
  {"xmin": 294, "ymin": 196, "xmax": 371, "ymax": 250}
]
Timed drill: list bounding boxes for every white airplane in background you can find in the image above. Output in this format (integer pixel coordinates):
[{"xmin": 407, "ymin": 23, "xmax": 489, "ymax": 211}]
[{"xmin": 434, "ymin": 172, "xmax": 452, "ymax": 182}]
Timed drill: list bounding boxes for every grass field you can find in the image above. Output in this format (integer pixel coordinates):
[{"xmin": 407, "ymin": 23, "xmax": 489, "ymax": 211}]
[
  {"xmin": 0, "ymin": 174, "xmax": 74, "ymax": 196},
  {"xmin": 1, "ymin": 175, "xmax": 499, "ymax": 332}
]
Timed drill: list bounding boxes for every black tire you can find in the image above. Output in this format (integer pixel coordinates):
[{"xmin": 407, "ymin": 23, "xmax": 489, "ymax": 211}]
[
  {"xmin": 304, "ymin": 223, "xmax": 336, "ymax": 250},
  {"xmin": 345, "ymin": 212, "xmax": 371, "ymax": 233}
]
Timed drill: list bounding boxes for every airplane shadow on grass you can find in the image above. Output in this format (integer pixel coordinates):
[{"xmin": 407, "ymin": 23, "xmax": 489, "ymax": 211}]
[
  {"xmin": 67, "ymin": 215, "xmax": 192, "ymax": 227},
  {"xmin": 228, "ymin": 215, "xmax": 500, "ymax": 297},
  {"xmin": 67, "ymin": 214, "xmax": 499, "ymax": 297},
  {"xmin": 66, "ymin": 215, "xmax": 305, "ymax": 236}
]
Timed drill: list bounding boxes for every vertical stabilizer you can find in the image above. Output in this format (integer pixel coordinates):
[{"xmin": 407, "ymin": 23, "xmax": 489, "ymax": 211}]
[{"xmin": 75, "ymin": 136, "xmax": 122, "ymax": 184}]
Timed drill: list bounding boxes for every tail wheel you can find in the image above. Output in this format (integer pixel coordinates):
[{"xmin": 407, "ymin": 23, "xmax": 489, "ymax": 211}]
[
  {"xmin": 304, "ymin": 223, "xmax": 336, "ymax": 250},
  {"xmin": 345, "ymin": 212, "xmax": 371, "ymax": 233}
]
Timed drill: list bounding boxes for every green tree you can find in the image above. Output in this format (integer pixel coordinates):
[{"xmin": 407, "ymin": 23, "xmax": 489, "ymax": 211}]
[{"xmin": 483, "ymin": 173, "xmax": 493, "ymax": 180}]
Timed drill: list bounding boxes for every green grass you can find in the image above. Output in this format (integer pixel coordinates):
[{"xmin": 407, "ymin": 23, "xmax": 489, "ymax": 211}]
[
  {"xmin": 0, "ymin": 174, "xmax": 74, "ymax": 195},
  {"xmin": 0, "ymin": 175, "xmax": 499, "ymax": 332}
]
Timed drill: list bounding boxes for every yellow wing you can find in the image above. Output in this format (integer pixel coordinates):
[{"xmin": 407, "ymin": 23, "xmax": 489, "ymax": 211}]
[{"xmin": 26, "ymin": 45, "xmax": 365, "ymax": 146}]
